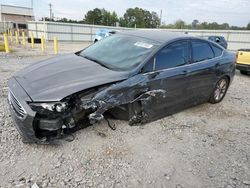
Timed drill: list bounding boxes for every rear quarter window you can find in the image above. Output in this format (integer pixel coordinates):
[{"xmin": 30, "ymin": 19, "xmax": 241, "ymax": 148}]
[
  {"xmin": 192, "ymin": 41, "xmax": 214, "ymax": 63},
  {"xmin": 211, "ymin": 43, "xmax": 223, "ymax": 57}
]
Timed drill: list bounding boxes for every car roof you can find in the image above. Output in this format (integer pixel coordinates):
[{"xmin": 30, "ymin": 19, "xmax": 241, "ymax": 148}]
[{"xmin": 118, "ymin": 30, "xmax": 191, "ymax": 44}]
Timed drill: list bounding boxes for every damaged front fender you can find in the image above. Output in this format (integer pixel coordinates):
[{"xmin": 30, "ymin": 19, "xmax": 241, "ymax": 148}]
[{"xmin": 83, "ymin": 74, "xmax": 167, "ymax": 125}]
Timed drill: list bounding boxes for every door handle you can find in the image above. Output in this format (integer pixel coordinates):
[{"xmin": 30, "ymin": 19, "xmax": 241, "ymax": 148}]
[
  {"xmin": 215, "ymin": 63, "xmax": 220, "ymax": 67},
  {"xmin": 182, "ymin": 70, "xmax": 190, "ymax": 75}
]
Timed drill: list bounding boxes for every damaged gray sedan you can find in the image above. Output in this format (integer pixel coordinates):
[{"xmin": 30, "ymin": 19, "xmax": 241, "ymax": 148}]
[{"xmin": 7, "ymin": 30, "xmax": 235, "ymax": 143}]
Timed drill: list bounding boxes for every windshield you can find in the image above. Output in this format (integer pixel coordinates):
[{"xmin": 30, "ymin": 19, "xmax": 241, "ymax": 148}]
[{"xmin": 80, "ymin": 34, "xmax": 160, "ymax": 71}]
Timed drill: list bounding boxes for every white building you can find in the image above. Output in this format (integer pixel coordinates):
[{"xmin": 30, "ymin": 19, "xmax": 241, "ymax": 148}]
[{"xmin": 0, "ymin": 4, "xmax": 34, "ymax": 30}]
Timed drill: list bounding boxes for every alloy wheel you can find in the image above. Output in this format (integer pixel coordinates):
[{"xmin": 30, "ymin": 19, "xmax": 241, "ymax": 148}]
[{"xmin": 214, "ymin": 78, "xmax": 228, "ymax": 101}]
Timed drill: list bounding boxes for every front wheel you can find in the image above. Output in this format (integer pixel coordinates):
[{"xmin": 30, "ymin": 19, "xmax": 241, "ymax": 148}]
[{"xmin": 209, "ymin": 77, "xmax": 229, "ymax": 104}]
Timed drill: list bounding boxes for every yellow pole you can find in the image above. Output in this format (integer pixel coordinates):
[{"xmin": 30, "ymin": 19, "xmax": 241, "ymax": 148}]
[
  {"xmin": 4, "ymin": 33, "xmax": 10, "ymax": 53},
  {"xmin": 15, "ymin": 31, "xmax": 19, "ymax": 44},
  {"xmin": 10, "ymin": 30, "xmax": 13, "ymax": 43},
  {"xmin": 22, "ymin": 31, "xmax": 26, "ymax": 46},
  {"xmin": 41, "ymin": 35, "xmax": 45, "ymax": 52},
  {"xmin": 53, "ymin": 37, "xmax": 58, "ymax": 54},
  {"xmin": 30, "ymin": 31, "xmax": 34, "ymax": 48}
]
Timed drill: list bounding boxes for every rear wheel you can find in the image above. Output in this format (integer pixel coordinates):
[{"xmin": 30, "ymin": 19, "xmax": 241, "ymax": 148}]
[
  {"xmin": 209, "ymin": 77, "xmax": 229, "ymax": 104},
  {"xmin": 240, "ymin": 70, "xmax": 248, "ymax": 75}
]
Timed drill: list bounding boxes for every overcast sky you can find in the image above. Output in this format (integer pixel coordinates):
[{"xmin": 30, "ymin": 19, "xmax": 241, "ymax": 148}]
[{"xmin": 2, "ymin": 0, "xmax": 250, "ymax": 26}]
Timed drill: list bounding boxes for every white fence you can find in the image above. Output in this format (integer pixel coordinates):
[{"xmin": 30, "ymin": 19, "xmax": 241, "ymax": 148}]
[
  {"xmin": 28, "ymin": 21, "xmax": 133, "ymax": 42},
  {"xmin": 28, "ymin": 21, "xmax": 250, "ymax": 51},
  {"xmin": 162, "ymin": 29, "xmax": 250, "ymax": 51}
]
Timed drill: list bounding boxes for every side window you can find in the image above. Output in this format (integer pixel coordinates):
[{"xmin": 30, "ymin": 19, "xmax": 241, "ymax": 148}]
[
  {"xmin": 210, "ymin": 43, "xmax": 223, "ymax": 57},
  {"xmin": 192, "ymin": 41, "xmax": 214, "ymax": 63},
  {"xmin": 155, "ymin": 41, "xmax": 189, "ymax": 71}
]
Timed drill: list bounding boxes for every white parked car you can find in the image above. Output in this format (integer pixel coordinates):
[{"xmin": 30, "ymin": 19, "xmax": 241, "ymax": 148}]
[{"xmin": 94, "ymin": 29, "xmax": 115, "ymax": 42}]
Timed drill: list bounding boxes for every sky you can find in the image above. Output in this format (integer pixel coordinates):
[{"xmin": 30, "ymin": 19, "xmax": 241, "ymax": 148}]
[{"xmin": 1, "ymin": 0, "xmax": 250, "ymax": 26}]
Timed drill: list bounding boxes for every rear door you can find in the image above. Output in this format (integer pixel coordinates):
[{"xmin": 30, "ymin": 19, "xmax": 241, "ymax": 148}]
[{"xmin": 186, "ymin": 40, "xmax": 221, "ymax": 104}]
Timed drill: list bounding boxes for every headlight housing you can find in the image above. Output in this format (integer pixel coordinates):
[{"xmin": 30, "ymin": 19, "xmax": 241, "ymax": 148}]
[{"xmin": 29, "ymin": 102, "xmax": 68, "ymax": 114}]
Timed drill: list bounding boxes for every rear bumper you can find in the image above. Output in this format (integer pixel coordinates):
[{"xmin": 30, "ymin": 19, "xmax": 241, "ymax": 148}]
[
  {"xmin": 7, "ymin": 78, "xmax": 40, "ymax": 143},
  {"xmin": 236, "ymin": 63, "xmax": 250, "ymax": 72}
]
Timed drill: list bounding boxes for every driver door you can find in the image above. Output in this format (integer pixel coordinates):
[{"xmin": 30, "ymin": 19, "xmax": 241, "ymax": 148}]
[{"xmin": 140, "ymin": 40, "xmax": 191, "ymax": 119}]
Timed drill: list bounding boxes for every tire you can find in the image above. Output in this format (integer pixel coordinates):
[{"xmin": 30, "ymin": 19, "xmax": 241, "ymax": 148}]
[
  {"xmin": 209, "ymin": 77, "xmax": 229, "ymax": 104},
  {"xmin": 240, "ymin": 70, "xmax": 248, "ymax": 75}
]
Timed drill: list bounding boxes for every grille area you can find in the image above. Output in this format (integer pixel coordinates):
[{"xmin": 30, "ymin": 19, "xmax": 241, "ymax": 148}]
[{"xmin": 8, "ymin": 90, "xmax": 26, "ymax": 118}]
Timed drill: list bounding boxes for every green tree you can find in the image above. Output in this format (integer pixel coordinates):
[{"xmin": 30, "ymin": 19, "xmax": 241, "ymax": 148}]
[
  {"xmin": 161, "ymin": 20, "xmax": 246, "ymax": 30},
  {"xmin": 150, "ymin": 11, "xmax": 161, "ymax": 28},
  {"xmin": 121, "ymin": 7, "xmax": 160, "ymax": 28},
  {"xmin": 192, "ymin": 19, "xmax": 199, "ymax": 29},
  {"xmin": 174, "ymin": 20, "xmax": 186, "ymax": 29},
  {"xmin": 101, "ymin": 10, "xmax": 118, "ymax": 26},
  {"xmin": 122, "ymin": 7, "xmax": 145, "ymax": 28},
  {"xmin": 84, "ymin": 8, "xmax": 118, "ymax": 26},
  {"xmin": 56, "ymin": 17, "xmax": 79, "ymax": 23},
  {"xmin": 247, "ymin": 22, "xmax": 250, "ymax": 30},
  {"xmin": 40, "ymin": 17, "xmax": 54, "ymax": 21},
  {"xmin": 84, "ymin": 8, "xmax": 103, "ymax": 25},
  {"xmin": 110, "ymin": 11, "xmax": 119, "ymax": 26},
  {"xmin": 221, "ymin": 23, "xmax": 230, "ymax": 30},
  {"xmin": 197, "ymin": 22, "xmax": 207, "ymax": 29}
]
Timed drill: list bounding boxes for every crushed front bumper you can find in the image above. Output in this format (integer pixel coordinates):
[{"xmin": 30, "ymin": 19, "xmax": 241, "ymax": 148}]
[{"xmin": 7, "ymin": 78, "xmax": 40, "ymax": 143}]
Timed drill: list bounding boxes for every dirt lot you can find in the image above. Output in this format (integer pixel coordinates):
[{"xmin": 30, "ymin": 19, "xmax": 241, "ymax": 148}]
[{"xmin": 0, "ymin": 44, "xmax": 250, "ymax": 188}]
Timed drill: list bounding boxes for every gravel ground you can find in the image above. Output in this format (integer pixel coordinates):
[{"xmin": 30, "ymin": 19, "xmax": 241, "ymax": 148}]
[{"xmin": 0, "ymin": 46, "xmax": 250, "ymax": 188}]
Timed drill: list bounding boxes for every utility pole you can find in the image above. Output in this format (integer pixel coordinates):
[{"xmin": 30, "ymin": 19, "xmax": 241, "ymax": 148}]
[
  {"xmin": 31, "ymin": 0, "xmax": 34, "ymax": 20},
  {"xmin": 159, "ymin": 9, "xmax": 162, "ymax": 27},
  {"xmin": 49, "ymin": 3, "xmax": 52, "ymax": 21}
]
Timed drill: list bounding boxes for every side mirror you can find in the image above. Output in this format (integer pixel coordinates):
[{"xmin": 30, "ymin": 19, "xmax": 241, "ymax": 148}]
[{"xmin": 148, "ymin": 71, "xmax": 159, "ymax": 79}]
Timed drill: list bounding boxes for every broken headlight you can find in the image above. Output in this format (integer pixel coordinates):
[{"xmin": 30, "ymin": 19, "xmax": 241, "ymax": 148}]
[{"xmin": 29, "ymin": 102, "xmax": 68, "ymax": 113}]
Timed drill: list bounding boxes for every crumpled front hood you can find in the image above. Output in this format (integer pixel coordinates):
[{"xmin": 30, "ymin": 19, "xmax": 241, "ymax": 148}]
[{"xmin": 14, "ymin": 53, "xmax": 129, "ymax": 102}]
